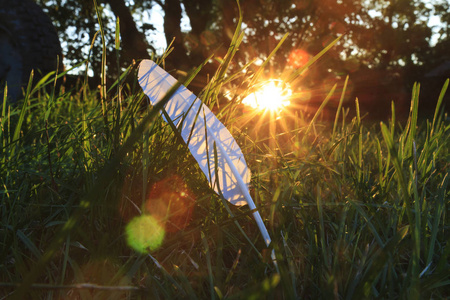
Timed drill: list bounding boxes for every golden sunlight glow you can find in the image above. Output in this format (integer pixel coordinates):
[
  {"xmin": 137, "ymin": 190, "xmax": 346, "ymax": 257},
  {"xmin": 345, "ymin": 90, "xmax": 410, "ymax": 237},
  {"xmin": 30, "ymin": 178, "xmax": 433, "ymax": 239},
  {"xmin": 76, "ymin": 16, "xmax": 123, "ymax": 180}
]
[{"xmin": 242, "ymin": 80, "xmax": 292, "ymax": 111}]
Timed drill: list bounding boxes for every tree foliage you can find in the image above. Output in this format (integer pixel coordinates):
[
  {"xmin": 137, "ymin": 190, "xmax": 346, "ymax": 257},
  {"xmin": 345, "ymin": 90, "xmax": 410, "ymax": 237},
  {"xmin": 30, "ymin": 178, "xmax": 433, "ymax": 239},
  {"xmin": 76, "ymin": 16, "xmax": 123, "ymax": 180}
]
[{"xmin": 37, "ymin": 0, "xmax": 449, "ymax": 114}]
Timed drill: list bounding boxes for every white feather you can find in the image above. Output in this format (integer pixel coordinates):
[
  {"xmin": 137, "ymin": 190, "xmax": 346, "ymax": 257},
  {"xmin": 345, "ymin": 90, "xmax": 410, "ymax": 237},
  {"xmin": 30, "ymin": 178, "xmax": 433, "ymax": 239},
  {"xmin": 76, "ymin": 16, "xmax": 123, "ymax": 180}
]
[{"xmin": 138, "ymin": 60, "xmax": 274, "ymax": 252}]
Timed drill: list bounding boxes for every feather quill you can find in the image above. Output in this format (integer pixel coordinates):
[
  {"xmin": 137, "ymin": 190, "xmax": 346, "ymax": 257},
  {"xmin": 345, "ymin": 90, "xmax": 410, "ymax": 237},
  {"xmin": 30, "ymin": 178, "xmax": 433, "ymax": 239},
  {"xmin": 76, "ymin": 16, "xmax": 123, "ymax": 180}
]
[{"xmin": 138, "ymin": 60, "xmax": 274, "ymax": 259}]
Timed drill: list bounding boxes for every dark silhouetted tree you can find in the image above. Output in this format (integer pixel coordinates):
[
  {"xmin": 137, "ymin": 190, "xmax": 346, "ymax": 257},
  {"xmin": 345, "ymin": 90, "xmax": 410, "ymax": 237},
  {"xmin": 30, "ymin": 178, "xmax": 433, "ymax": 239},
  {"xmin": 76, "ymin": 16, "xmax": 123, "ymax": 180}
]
[{"xmin": 36, "ymin": 0, "xmax": 448, "ymax": 115}]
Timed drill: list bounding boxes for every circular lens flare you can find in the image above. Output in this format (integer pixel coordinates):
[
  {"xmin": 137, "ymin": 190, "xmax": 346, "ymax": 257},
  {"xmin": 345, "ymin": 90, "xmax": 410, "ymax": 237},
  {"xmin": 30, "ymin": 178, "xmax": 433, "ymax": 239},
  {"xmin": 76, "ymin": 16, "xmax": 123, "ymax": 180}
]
[
  {"xmin": 242, "ymin": 80, "xmax": 292, "ymax": 111},
  {"xmin": 145, "ymin": 175, "xmax": 195, "ymax": 233},
  {"xmin": 288, "ymin": 49, "xmax": 310, "ymax": 68},
  {"xmin": 125, "ymin": 215, "xmax": 165, "ymax": 253}
]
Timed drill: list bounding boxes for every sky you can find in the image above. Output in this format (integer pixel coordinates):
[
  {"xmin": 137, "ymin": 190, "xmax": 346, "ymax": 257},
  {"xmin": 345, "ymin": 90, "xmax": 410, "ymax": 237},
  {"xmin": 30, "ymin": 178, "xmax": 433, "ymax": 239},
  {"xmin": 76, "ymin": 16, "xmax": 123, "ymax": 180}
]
[{"xmin": 144, "ymin": 3, "xmax": 191, "ymax": 55}]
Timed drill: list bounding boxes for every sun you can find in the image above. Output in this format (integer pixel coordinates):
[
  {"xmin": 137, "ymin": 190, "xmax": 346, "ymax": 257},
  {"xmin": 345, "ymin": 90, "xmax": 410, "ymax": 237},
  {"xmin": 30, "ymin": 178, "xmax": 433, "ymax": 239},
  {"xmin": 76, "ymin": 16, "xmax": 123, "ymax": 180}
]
[{"xmin": 242, "ymin": 80, "xmax": 292, "ymax": 111}]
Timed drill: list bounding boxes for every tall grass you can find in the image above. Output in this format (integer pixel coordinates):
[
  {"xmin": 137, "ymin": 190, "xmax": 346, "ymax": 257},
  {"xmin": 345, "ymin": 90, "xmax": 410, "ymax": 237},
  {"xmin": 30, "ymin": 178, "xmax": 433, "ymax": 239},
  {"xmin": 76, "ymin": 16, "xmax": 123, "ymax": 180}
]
[{"xmin": 1, "ymin": 10, "xmax": 449, "ymax": 299}]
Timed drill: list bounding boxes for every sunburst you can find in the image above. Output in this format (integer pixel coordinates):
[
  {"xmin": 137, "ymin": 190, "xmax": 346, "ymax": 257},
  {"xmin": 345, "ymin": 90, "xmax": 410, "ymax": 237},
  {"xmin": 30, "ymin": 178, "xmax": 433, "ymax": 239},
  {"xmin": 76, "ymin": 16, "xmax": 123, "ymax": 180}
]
[{"xmin": 242, "ymin": 80, "xmax": 292, "ymax": 112}]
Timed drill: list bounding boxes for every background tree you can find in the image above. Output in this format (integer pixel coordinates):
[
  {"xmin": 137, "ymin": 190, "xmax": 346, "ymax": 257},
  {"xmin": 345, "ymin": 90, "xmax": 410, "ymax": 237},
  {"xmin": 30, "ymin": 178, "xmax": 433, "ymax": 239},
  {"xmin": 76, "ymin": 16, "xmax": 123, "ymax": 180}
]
[
  {"xmin": 0, "ymin": 0, "xmax": 62, "ymax": 101},
  {"xmin": 37, "ymin": 0, "xmax": 449, "ymax": 115}
]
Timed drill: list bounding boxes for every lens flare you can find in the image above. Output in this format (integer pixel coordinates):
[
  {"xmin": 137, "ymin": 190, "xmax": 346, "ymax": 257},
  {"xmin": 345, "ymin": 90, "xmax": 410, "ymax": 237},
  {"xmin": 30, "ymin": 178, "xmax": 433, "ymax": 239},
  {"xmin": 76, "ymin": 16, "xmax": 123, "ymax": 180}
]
[
  {"xmin": 125, "ymin": 215, "xmax": 165, "ymax": 253},
  {"xmin": 288, "ymin": 49, "xmax": 310, "ymax": 68},
  {"xmin": 242, "ymin": 80, "xmax": 292, "ymax": 111},
  {"xmin": 145, "ymin": 175, "xmax": 194, "ymax": 233}
]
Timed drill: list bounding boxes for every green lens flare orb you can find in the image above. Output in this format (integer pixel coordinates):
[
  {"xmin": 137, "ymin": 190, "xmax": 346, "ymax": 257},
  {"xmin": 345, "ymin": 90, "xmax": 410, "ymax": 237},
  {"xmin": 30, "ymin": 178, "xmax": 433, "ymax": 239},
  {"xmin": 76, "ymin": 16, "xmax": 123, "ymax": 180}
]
[{"xmin": 125, "ymin": 215, "xmax": 165, "ymax": 253}]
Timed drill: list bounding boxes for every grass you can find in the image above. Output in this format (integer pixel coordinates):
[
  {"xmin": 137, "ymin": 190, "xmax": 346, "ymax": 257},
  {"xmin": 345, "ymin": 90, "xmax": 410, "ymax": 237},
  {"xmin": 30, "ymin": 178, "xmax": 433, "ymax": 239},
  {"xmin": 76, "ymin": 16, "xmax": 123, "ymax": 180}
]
[{"xmin": 1, "ymin": 9, "xmax": 449, "ymax": 299}]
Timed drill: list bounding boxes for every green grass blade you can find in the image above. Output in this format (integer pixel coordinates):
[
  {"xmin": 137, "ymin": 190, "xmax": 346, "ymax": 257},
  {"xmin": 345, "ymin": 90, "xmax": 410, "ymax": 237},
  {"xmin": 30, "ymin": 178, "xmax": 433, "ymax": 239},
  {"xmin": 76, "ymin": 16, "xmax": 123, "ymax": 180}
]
[
  {"xmin": 304, "ymin": 84, "xmax": 337, "ymax": 136},
  {"xmin": 16, "ymin": 230, "xmax": 42, "ymax": 260},
  {"xmin": 348, "ymin": 199, "xmax": 384, "ymax": 247},
  {"xmin": 380, "ymin": 122, "xmax": 411, "ymax": 222},
  {"xmin": 356, "ymin": 98, "xmax": 362, "ymax": 183},
  {"xmin": 201, "ymin": 231, "xmax": 215, "ymax": 300},
  {"xmin": 12, "ymin": 71, "xmax": 33, "ymax": 144},
  {"xmin": 316, "ymin": 185, "xmax": 329, "ymax": 267},
  {"xmin": 405, "ymin": 83, "xmax": 420, "ymax": 158},
  {"xmin": 332, "ymin": 75, "xmax": 349, "ymax": 140},
  {"xmin": 286, "ymin": 35, "xmax": 343, "ymax": 83},
  {"xmin": 426, "ymin": 172, "xmax": 449, "ymax": 267},
  {"xmin": 248, "ymin": 33, "xmax": 289, "ymax": 88},
  {"xmin": 431, "ymin": 78, "xmax": 449, "ymax": 135}
]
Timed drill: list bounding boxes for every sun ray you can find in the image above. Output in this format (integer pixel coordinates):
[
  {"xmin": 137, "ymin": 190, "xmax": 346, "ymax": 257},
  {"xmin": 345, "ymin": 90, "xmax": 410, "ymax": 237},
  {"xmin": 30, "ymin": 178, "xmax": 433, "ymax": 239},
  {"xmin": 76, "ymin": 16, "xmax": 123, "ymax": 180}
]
[{"xmin": 242, "ymin": 80, "xmax": 292, "ymax": 112}]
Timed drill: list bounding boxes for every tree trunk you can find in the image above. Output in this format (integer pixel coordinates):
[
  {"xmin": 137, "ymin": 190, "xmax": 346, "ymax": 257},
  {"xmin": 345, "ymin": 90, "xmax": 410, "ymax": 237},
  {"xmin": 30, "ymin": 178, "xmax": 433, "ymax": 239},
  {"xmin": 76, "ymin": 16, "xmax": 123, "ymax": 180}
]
[
  {"xmin": 0, "ymin": 0, "xmax": 62, "ymax": 101},
  {"xmin": 163, "ymin": 0, "xmax": 189, "ymax": 71},
  {"xmin": 181, "ymin": 0, "xmax": 213, "ymax": 66},
  {"xmin": 107, "ymin": 0, "xmax": 152, "ymax": 62}
]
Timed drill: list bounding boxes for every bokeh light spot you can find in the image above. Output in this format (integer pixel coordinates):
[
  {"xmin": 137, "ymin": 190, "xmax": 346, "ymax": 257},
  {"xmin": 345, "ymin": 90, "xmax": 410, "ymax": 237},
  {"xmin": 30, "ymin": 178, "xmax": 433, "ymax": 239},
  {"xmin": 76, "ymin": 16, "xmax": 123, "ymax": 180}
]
[
  {"xmin": 125, "ymin": 215, "xmax": 165, "ymax": 253},
  {"xmin": 288, "ymin": 49, "xmax": 310, "ymax": 68},
  {"xmin": 145, "ymin": 175, "xmax": 195, "ymax": 233}
]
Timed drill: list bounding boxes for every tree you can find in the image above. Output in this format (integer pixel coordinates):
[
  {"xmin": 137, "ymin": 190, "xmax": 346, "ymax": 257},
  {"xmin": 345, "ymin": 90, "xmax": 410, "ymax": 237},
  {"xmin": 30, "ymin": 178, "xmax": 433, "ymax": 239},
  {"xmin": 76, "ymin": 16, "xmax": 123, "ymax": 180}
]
[
  {"xmin": 108, "ymin": 0, "xmax": 152, "ymax": 62},
  {"xmin": 36, "ymin": 0, "xmax": 448, "ymax": 115},
  {"xmin": 231, "ymin": 0, "xmax": 445, "ymax": 116},
  {"xmin": 0, "ymin": 0, "xmax": 62, "ymax": 101}
]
